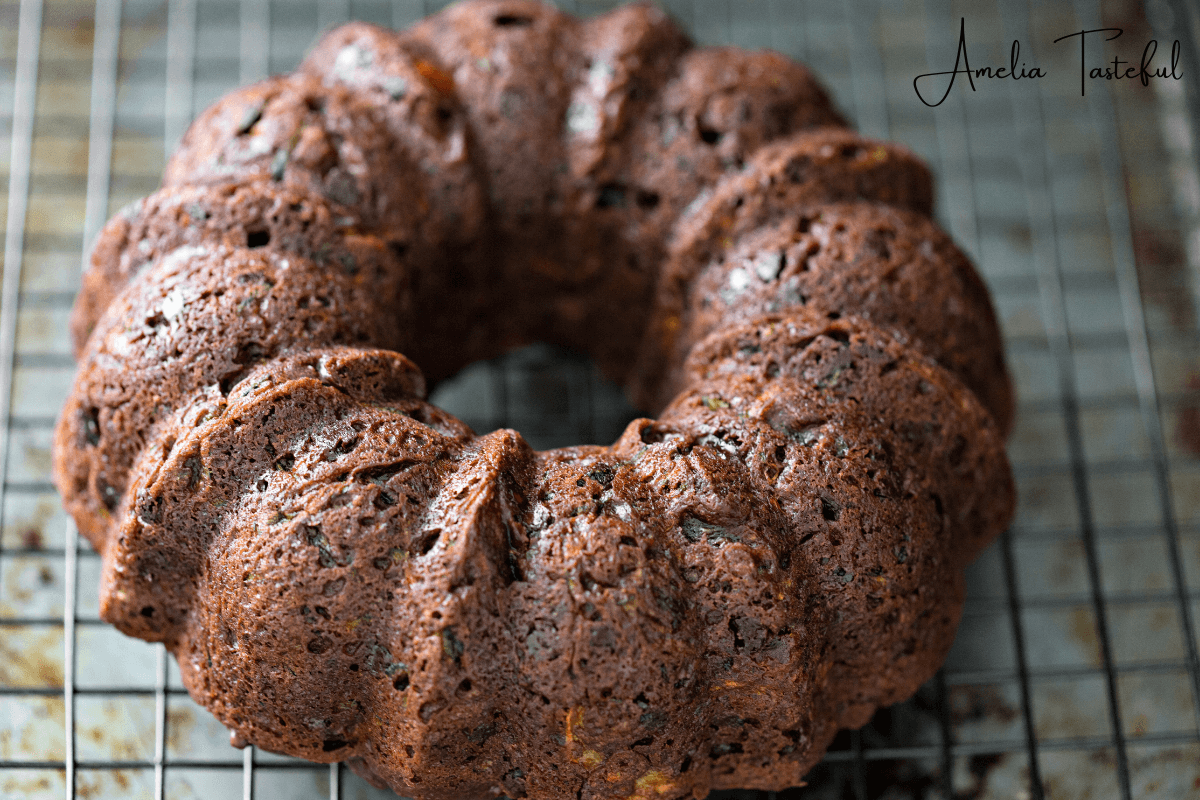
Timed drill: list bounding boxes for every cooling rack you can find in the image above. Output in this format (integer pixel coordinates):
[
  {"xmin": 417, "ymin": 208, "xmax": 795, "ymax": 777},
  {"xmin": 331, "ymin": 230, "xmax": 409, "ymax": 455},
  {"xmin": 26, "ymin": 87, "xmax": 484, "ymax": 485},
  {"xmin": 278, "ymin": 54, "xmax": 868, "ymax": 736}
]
[{"xmin": 2, "ymin": 0, "xmax": 1200, "ymax": 797}]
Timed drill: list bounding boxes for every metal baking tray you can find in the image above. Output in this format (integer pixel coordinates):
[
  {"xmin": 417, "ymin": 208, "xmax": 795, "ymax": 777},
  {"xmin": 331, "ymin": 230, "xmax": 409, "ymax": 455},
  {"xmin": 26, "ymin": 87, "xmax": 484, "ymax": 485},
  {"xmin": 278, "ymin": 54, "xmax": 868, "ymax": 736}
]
[{"xmin": 2, "ymin": 0, "xmax": 1199, "ymax": 797}]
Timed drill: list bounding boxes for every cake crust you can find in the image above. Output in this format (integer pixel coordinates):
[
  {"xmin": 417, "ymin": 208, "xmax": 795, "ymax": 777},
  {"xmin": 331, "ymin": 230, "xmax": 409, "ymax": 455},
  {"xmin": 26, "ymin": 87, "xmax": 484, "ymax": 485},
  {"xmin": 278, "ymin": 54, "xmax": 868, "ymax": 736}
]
[{"xmin": 53, "ymin": 2, "xmax": 1015, "ymax": 797}]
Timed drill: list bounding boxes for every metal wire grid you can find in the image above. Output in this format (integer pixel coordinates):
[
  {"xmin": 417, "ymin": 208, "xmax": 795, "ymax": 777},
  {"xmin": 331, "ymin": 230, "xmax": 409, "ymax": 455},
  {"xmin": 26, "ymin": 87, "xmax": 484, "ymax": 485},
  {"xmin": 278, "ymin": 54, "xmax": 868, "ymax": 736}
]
[{"xmin": 2, "ymin": 0, "xmax": 1200, "ymax": 797}]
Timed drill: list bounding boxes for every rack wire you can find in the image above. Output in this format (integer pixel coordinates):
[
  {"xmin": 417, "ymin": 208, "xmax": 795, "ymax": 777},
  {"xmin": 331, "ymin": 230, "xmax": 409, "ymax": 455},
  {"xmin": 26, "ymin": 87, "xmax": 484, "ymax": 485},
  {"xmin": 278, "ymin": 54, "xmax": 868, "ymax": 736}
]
[{"xmin": 2, "ymin": 0, "xmax": 1199, "ymax": 798}]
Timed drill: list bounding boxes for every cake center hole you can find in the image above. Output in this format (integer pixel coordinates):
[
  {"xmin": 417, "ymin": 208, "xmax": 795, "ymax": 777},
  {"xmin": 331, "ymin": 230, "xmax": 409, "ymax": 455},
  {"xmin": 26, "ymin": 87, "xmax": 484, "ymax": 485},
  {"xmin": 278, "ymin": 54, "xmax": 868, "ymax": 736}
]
[{"xmin": 427, "ymin": 343, "xmax": 640, "ymax": 451}]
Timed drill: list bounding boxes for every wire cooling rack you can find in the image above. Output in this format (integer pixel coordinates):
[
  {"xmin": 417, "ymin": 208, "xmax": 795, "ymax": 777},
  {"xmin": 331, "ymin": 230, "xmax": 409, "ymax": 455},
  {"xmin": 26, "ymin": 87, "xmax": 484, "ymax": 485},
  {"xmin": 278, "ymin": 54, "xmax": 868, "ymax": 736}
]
[{"xmin": 3, "ymin": 0, "xmax": 1200, "ymax": 797}]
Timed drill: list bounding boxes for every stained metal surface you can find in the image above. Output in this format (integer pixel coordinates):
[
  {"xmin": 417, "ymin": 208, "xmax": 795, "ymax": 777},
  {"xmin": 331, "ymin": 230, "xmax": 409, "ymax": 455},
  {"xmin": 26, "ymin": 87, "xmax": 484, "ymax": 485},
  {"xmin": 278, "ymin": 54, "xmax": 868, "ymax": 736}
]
[{"xmin": 1, "ymin": 0, "xmax": 1199, "ymax": 798}]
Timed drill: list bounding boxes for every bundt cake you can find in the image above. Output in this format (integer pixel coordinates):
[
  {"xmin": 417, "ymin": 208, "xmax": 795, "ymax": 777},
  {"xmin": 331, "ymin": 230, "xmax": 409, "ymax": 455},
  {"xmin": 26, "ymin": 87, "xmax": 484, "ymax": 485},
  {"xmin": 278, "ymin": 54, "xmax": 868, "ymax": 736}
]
[{"xmin": 54, "ymin": 2, "xmax": 1015, "ymax": 797}]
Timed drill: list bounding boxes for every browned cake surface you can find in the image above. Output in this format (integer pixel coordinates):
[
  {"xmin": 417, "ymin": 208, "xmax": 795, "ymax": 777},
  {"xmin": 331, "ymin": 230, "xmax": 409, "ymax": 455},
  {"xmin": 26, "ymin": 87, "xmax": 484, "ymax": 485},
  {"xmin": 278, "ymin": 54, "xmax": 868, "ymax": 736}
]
[
  {"xmin": 53, "ymin": 2, "xmax": 1015, "ymax": 798},
  {"xmin": 646, "ymin": 201, "xmax": 1014, "ymax": 430}
]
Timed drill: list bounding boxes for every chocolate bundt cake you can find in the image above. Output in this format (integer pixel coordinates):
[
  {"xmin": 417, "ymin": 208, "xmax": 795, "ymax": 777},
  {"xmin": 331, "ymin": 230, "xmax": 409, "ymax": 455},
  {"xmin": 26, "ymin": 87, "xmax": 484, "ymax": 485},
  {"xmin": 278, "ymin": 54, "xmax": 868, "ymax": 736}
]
[{"xmin": 54, "ymin": 2, "xmax": 1015, "ymax": 797}]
